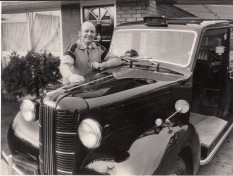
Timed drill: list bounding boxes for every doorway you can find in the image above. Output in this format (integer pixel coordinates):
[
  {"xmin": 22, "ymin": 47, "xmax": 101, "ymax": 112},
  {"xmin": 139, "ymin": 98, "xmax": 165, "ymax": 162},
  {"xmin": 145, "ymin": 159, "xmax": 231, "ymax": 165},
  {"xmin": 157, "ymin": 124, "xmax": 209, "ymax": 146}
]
[{"xmin": 83, "ymin": 5, "xmax": 114, "ymax": 49}]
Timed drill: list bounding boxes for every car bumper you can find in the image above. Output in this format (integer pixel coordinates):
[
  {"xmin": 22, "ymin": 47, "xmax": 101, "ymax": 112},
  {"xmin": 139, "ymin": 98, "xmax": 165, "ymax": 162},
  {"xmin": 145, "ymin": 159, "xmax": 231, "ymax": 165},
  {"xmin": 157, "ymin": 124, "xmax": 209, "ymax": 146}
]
[{"xmin": 1, "ymin": 150, "xmax": 39, "ymax": 175}]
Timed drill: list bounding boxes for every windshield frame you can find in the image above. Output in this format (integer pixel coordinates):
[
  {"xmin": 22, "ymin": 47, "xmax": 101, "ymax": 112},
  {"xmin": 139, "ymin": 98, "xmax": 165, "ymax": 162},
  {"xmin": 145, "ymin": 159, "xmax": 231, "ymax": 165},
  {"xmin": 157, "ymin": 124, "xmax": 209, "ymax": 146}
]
[{"xmin": 109, "ymin": 29, "xmax": 198, "ymax": 68}]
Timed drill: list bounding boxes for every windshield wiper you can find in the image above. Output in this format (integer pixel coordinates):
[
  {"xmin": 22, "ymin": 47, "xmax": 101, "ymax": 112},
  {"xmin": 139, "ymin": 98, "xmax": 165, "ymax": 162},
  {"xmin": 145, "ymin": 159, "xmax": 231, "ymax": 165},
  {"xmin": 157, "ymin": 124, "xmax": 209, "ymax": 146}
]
[
  {"xmin": 122, "ymin": 57, "xmax": 182, "ymax": 75},
  {"xmin": 122, "ymin": 57, "xmax": 158, "ymax": 68}
]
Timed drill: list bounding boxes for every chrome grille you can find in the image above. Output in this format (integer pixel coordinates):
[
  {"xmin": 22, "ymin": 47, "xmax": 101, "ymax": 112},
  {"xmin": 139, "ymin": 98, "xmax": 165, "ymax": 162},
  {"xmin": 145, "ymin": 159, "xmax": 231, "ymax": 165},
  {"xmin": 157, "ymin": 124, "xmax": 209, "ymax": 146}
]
[
  {"xmin": 39, "ymin": 105, "xmax": 55, "ymax": 175},
  {"xmin": 39, "ymin": 105, "xmax": 77, "ymax": 175},
  {"xmin": 56, "ymin": 110, "xmax": 77, "ymax": 175}
]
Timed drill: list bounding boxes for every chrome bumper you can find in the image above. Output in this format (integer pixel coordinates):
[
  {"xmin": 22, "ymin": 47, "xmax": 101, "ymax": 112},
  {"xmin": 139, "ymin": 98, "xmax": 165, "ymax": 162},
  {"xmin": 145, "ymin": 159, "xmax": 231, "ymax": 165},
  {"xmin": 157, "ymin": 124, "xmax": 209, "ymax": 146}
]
[{"xmin": 1, "ymin": 150, "xmax": 38, "ymax": 175}]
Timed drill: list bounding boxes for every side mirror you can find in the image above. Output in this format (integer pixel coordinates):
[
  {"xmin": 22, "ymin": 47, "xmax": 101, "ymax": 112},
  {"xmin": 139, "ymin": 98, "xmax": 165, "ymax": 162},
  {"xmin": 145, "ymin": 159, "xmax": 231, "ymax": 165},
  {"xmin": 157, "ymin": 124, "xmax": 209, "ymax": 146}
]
[
  {"xmin": 165, "ymin": 100, "xmax": 189, "ymax": 123},
  {"xmin": 175, "ymin": 99, "xmax": 190, "ymax": 114},
  {"xmin": 155, "ymin": 100, "xmax": 190, "ymax": 127}
]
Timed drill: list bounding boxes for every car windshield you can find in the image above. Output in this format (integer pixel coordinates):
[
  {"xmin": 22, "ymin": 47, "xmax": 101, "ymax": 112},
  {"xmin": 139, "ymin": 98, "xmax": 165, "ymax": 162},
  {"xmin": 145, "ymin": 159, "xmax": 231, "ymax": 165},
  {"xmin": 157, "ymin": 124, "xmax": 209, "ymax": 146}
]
[{"xmin": 110, "ymin": 29, "xmax": 197, "ymax": 67}]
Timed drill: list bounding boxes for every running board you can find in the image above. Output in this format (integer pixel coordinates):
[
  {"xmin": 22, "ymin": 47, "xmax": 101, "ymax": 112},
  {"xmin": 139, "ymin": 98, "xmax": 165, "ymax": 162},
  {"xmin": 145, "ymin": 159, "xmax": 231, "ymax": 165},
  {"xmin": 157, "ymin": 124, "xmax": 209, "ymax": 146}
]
[
  {"xmin": 200, "ymin": 123, "xmax": 233, "ymax": 165},
  {"xmin": 190, "ymin": 113, "xmax": 228, "ymax": 148},
  {"xmin": 190, "ymin": 113, "xmax": 233, "ymax": 165}
]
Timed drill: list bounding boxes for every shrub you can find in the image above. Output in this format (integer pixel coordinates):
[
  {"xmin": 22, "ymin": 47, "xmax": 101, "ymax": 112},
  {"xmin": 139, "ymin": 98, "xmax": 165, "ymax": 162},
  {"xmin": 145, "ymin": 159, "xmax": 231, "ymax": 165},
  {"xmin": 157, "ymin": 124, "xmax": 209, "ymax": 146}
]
[{"xmin": 2, "ymin": 50, "xmax": 62, "ymax": 100}]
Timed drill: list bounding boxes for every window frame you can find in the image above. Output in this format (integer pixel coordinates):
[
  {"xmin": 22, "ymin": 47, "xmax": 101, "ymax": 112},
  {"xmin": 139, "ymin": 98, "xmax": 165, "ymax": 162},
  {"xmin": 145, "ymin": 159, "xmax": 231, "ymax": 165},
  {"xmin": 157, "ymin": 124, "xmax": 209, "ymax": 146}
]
[
  {"xmin": 80, "ymin": 0, "xmax": 116, "ymax": 27},
  {"xmin": 1, "ymin": 20, "xmax": 31, "ymax": 55},
  {"xmin": 1, "ymin": 9, "xmax": 63, "ymax": 67}
]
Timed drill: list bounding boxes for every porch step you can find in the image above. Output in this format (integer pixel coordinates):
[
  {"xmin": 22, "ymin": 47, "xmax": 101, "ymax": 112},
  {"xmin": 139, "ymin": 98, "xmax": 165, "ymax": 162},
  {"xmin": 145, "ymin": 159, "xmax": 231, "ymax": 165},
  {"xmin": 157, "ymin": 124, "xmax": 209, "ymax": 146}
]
[{"xmin": 190, "ymin": 113, "xmax": 228, "ymax": 148}]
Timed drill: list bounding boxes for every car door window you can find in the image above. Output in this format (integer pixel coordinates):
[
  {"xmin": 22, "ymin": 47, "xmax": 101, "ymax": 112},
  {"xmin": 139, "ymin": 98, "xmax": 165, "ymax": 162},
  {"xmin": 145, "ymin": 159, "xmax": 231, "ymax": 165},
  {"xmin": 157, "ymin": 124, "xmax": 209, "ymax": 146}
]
[{"xmin": 230, "ymin": 28, "xmax": 233, "ymax": 69}]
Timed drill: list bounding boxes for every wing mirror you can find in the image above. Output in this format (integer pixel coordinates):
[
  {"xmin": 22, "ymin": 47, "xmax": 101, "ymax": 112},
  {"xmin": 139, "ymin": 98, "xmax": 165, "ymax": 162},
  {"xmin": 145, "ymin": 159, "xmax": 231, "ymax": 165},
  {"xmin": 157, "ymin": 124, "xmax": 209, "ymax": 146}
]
[
  {"xmin": 155, "ymin": 100, "xmax": 190, "ymax": 127},
  {"xmin": 165, "ymin": 99, "xmax": 189, "ymax": 123},
  {"xmin": 155, "ymin": 100, "xmax": 190, "ymax": 134},
  {"xmin": 175, "ymin": 99, "xmax": 190, "ymax": 114}
]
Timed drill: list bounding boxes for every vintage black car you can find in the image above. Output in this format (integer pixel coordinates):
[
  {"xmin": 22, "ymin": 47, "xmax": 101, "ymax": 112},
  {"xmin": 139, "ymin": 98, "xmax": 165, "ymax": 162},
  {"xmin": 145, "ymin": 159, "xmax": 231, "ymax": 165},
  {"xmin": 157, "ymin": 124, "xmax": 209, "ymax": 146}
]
[{"xmin": 2, "ymin": 16, "xmax": 233, "ymax": 175}]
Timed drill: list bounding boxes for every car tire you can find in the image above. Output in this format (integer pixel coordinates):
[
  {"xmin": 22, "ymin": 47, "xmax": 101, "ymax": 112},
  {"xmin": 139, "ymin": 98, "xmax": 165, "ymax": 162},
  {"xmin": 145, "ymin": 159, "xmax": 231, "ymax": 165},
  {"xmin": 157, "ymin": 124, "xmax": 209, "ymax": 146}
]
[{"xmin": 166, "ymin": 156, "xmax": 187, "ymax": 175}]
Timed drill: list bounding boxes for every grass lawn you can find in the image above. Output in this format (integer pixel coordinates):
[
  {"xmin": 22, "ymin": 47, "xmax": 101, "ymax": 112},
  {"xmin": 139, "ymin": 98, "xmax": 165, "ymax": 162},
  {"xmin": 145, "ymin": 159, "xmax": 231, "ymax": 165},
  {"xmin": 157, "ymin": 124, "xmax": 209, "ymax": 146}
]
[{"xmin": 1, "ymin": 102, "xmax": 20, "ymax": 154}]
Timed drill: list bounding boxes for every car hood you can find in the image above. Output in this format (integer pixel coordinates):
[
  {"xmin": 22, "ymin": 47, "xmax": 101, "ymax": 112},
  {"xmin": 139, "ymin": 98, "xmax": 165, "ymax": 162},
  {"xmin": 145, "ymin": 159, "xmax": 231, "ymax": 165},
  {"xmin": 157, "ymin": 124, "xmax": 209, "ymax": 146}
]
[{"xmin": 60, "ymin": 68, "xmax": 183, "ymax": 100}]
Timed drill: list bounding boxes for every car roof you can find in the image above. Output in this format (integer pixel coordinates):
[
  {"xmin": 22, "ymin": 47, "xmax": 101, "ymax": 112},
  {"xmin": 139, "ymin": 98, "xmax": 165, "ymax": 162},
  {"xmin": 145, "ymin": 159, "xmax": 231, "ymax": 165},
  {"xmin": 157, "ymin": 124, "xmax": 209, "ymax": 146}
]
[{"xmin": 115, "ymin": 18, "xmax": 233, "ymax": 34}]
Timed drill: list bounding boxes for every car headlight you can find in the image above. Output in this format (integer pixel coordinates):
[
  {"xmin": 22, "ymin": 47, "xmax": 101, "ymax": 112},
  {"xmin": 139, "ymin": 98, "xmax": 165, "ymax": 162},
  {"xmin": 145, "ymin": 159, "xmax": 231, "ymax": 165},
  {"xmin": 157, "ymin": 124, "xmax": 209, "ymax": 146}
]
[
  {"xmin": 78, "ymin": 119, "xmax": 102, "ymax": 149},
  {"xmin": 20, "ymin": 100, "xmax": 36, "ymax": 122}
]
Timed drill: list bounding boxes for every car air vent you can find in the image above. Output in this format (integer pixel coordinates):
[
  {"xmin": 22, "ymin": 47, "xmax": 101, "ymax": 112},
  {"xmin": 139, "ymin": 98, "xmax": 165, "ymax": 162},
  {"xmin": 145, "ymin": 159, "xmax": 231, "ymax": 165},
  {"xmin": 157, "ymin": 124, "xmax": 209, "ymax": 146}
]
[
  {"xmin": 39, "ymin": 105, "xmax": 78, "ymax": 175},
  {"xmin": 39, "ymin": 105, "xmax": 56, "ymax": 175},
  {"xmin": 56, "ymin": 110, "xmax": 77, "ymax": 175}
]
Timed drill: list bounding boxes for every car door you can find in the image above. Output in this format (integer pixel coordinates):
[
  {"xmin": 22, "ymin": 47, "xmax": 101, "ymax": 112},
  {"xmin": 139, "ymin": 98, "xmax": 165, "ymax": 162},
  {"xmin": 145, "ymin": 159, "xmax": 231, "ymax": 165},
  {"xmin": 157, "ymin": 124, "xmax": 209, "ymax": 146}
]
[
  {"xmin": 193, "ymin": 27, "xmax": 232, "ymax": 117},
  {"xmin": 228, "ymin": 27, "xmax": 233, "ymax": 113},
  {"xmin": 229, "ymin": 27, "xmax": 233, "ymax": 80}
]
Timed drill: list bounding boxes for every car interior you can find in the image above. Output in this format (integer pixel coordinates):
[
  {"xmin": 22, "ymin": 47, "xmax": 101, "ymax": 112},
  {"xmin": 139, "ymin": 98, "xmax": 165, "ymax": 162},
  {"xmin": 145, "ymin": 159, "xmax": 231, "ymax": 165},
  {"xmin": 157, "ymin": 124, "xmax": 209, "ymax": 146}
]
[{"xmin": 190, "ymin": 27, "xmax": 232, "ymax": 160}]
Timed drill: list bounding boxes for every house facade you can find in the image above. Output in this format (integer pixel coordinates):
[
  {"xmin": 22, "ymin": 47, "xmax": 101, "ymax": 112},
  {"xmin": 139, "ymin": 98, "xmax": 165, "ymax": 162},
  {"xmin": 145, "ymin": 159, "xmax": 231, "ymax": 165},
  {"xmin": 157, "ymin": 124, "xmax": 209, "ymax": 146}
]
[{"xmin": 1, "ymin": 0, "xmax": 233, "ymax": 67}]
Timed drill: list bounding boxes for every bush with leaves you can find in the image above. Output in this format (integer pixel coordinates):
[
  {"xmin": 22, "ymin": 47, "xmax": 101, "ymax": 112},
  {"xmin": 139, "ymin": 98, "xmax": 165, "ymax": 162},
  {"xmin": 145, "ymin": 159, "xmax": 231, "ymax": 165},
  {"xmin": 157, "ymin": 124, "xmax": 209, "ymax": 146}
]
[{"xmin": 2, "ymin": 51, "xmax": 62, "ymax": 100}]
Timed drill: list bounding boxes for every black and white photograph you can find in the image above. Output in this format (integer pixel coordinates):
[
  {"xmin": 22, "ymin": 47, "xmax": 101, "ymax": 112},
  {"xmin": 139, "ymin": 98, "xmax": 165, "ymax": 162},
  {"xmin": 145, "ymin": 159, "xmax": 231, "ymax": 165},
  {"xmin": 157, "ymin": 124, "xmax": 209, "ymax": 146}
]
[{"xmin": 1, "ymin": 0, "xmax": 233, "ymax": 175}]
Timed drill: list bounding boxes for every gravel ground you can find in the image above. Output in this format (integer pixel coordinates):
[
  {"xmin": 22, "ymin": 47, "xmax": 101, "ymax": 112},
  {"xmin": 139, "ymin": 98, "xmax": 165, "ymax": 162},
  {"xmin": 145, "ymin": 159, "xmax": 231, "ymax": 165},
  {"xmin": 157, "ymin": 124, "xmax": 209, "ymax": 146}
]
[
  {"xmin": 197, "ymin": 130, "xmax": 233, "ymax": 175},
  {"xmin": 1, "ymin": 102, "xmax": 233, "ymax": 175}
]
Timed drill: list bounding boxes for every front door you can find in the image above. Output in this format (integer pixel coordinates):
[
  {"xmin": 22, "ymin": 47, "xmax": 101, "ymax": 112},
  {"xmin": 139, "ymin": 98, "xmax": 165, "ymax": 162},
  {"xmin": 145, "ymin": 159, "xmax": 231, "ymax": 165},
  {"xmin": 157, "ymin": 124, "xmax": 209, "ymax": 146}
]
[{"xmin": 83, "ymin": 5, "xmax": 114, "ymax": 49}]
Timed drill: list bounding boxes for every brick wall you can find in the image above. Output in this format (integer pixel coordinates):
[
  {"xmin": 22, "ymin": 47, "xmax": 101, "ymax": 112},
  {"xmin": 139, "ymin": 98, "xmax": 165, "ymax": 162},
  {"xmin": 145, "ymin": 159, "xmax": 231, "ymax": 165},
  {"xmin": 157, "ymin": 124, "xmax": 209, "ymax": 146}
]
[
  {"xmin": 116, "ymin": 0, "xmax": 153, "ymax": 25},
  {"xmin": 61, "ymin": 4, "xmax": 81, "ymax": 52},
  {"xmin": 116, "ymin": 0, "xmax": 194, "ymax": 25}
]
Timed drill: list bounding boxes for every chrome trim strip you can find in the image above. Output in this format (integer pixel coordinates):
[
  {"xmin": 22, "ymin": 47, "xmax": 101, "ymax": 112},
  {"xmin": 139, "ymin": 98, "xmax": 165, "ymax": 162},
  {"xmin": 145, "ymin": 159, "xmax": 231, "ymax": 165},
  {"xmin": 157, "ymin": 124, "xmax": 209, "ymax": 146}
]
[
  {"xmin": 1, "ymin": 151, "xmax": 33, "ymax": 175},
  {"xmin": 39, "ymin": 157, "xmax": 43, "ymax": 163},
  {"xmin": 200, "ymin": 123, "xmax": 233, "ymax": 165},
  {"xmin": 56, "ymin": 131, "xmax": 76, "ymax": 135},
  {"xmin": 56, "ymin": 151, "xmax": 75, "ymax": 155},
  {"xmin": 1, "ymin": 150, "xmax": 9, "ymax": 163},
  {"xmin": 12, "ymin": 164, "xmax": 24, "ymax": 175},
  {"xmin": 57, "ymin": 169, "xmax": 73, "ymax": 174}
]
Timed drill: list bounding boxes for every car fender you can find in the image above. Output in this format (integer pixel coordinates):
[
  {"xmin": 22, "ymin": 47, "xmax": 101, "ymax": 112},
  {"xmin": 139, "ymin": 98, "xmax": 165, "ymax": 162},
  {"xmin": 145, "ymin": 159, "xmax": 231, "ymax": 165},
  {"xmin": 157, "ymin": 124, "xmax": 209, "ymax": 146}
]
[
  {"xmin": 84, "ymin": 124, "xmax": 192, "ymax": 175},
  {"xmin": 11, "ymin": 112, "xmax": 39, "ymax": 148},
  {"xmin": 153, "ymin": 123, "xmax": 200, "ymax": 175}
]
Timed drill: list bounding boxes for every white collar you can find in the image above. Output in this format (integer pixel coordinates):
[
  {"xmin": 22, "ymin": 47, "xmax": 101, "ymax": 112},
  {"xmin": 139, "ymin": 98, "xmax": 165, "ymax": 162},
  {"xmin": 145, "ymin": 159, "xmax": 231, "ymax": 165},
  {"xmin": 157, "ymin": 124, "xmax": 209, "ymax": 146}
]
[{"xmin": 81, "ymin": 40, "xmax": 92, "ymax": 49}]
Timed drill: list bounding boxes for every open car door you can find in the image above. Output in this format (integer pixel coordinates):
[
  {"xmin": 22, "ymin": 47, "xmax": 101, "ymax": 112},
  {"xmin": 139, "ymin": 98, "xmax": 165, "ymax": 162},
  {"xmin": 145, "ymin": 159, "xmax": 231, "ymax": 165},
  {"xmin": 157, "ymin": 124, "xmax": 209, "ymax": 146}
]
[
  {"xmin": 229, "ymin": 27, "xmax": 233, "ymax": 113},
  {"xmin": 191, "ymin": 26, "xmax": 233, "ymax": 165}
]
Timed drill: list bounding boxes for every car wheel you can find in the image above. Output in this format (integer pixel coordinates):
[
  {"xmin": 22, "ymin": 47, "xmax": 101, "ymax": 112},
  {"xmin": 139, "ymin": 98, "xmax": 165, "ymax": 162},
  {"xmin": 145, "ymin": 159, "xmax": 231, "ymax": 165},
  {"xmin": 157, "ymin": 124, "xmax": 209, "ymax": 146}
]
[{"xmin": 167, "ymin": 156, "xmax": 187, "ymax": 175}]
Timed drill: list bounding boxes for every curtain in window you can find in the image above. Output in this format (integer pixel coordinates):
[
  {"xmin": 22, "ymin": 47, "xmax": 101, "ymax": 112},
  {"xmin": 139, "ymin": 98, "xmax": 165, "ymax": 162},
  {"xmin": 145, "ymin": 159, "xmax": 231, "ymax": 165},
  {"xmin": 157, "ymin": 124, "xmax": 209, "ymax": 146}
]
[
  {"xmin": 2, "ymin": 22, "xmax": 29, "ymax": 51},
  {"xmin": 31, "ymin": 13, "xmax": 60, "ymax": 52}
]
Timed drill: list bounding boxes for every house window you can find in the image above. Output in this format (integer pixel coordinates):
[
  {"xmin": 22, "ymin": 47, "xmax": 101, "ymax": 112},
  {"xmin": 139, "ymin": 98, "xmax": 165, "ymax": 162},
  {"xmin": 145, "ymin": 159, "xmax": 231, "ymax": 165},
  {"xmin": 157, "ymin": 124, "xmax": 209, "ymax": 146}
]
[{"xmin": 1, "ymin": 10, "xmax": 62, "ymax": 67}]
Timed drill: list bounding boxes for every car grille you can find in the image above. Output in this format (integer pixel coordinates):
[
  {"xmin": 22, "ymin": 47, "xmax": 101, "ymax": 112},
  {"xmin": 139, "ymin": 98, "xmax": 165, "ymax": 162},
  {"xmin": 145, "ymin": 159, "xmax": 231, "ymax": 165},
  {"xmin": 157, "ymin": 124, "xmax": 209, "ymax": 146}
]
[{"xmin": 39, "ymin": 104, "xmax": 78, "ymax": 175}]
